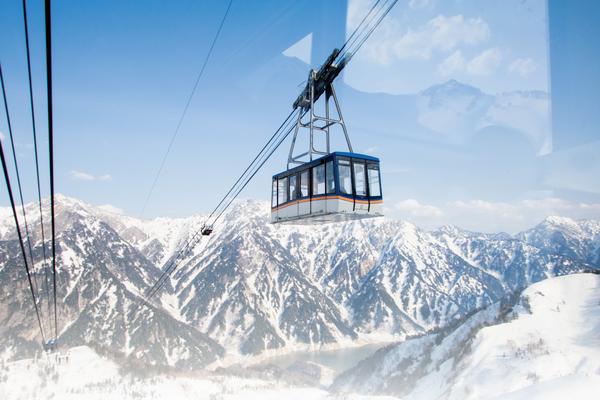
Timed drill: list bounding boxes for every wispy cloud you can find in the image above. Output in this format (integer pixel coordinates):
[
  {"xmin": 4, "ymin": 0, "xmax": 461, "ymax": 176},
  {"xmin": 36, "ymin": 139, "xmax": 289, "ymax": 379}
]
[
  {"xmin": 508, "ymin": 57, "xmax": 536, "ymax": 77},
  {"xmin": 438, "ymin": 48, "xmax": 502, "ymax": 76},
  {"xmin": 445, "ymin": 198, "xmax": 600, "ymax": 232},
  {"xmin": 388, "ymin": 197, "xmax": 600, "ymax": 233},
  {"xmin": 451, "ymin": 198, "xmax": 600, "ymax": 219},
  {"xmin": 438, "ymin": 50, "xmax": 466, "ymax": 76},
  {"xmin": 70, "ymin": 170, "xmax": 112, "ymax": 182},
  {"xmin": 396, "ymin": 199, "xmax": 443, "ymax": 217},
  {"xmin": 466, "ymin": 48, "xmax": 502, "ymax": 75},
  {"xmin": 354, "ymin": 12, "xmax": 491, "ymax": 65}
]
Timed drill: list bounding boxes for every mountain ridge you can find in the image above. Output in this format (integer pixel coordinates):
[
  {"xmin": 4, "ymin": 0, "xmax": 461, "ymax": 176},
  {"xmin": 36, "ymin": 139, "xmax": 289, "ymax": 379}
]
[{"xmin": 0, "ymin": 195, "xmax": 597, "ymax": 369}]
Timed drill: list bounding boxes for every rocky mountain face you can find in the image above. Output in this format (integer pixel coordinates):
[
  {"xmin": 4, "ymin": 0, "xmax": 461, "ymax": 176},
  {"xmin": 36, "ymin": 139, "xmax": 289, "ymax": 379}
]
[
  {"xmin": 518, "ymin": 216, "xmax": 600, "ymax": 266},
  {"xmin": 0, "ymin": 196, "xmax": 223, "ymax": 368},
  {"xmin": 0, "ymin": 196, "xmax": 597, "ymax": 368}
]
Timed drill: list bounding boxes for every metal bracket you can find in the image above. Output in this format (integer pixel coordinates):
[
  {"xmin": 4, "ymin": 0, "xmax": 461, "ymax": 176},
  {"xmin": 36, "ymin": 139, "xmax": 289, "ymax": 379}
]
[{"xmin": 287, "ymin": 77, "xmax": 353, "ymax": 169}]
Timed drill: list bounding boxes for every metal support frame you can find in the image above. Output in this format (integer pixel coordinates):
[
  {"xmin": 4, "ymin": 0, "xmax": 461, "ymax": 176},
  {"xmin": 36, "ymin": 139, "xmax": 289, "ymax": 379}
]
[{"xmin": 287, "ymin": 72, "xmax": 353, "ymax": 169}]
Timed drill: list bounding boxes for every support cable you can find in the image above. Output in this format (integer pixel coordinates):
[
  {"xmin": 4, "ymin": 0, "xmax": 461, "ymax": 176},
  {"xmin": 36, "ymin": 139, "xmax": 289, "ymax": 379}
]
[
  {"xmin": 1, "ymin": 64, "xmax": 44, "ymax": 314},
  {"xmin": 22, "ymin": 0, "xmax": 53, "ymax": 339},
  {"xmin": 204, "ymin": 109, "xmax": 296, "ymax": 223},
  {"xmin": 211, "ymin": 111, "xmax": 303, "ymax": 224},
  {"xmin": 0, "ymin": 64, "xmax": 47, "ymax": 345},
  {"xmin": 146, "ymin": 109, "xmax": 301, "ymax": 299},
  {"xmin": 140, "ymin": 0, "xmax": 234, "ymax": 218},
  {"xmin": 44, "ymin": 0, "xmax": 58, "ymax": 341},
  {"xmin": 340, "ymin": 0, "xmax": 399, "ymax": 62},
  {"xmin": 338, "ymin": 0, "xmax": 383, "ymax": 56},
  {"xmin": 146, "ymin": 0, "xmax": 400, "ymax": 299}
]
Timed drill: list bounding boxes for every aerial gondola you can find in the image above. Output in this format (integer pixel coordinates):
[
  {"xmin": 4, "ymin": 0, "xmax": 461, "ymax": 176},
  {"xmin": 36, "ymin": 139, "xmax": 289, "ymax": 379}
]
[{"xmin": 271, "ymin": 49, "xmax": 383, "ymax": 224}]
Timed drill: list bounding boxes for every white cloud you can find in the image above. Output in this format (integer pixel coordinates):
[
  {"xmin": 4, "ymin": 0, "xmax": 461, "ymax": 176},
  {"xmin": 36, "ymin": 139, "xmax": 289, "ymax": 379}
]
[
  {"xmin": 466, "ymin": 48, "xmax": 502, "ymax": 75},
  {"xmin": 396, "ymin": 199, "xmax": 443, "ymax": 217},
  {"xmin": 350, "ymin": 7, "xmax": 491, "ymax": 66},
  {"xmin": 508, "ymin": 57, "xmax": 536, "ymax": 77},
  {"xmin": 438, "ymin": 48, "xmax": 502, "ymax": 76},
  {"xmin": 347, "ymin": 0, "xmax": 371, "ymax": 30},
  {"xmin": 451, "ymin": 198, "xmax": 600, "ymax": 215},
  {"xmin": 388, "ymin": 197, "xmax": 600, "ymax": 233},
  {"xmin": 447, "ymin": 198, "xmax": 600, "ymax": 233},
  {"xmin": 393, "ymin": 15, "xmax": 490, "ymax": 61},
  {"xmin": 438, "ymin": 50, "xmax": 466, "ymax": 76},
  {"xmin": 70, "ymin": 170, "xmax": 112, "ymax": 182}
]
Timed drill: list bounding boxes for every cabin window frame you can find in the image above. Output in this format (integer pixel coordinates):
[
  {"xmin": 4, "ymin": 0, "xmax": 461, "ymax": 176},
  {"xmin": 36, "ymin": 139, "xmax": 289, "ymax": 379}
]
[
  {"xmin": 272, "ymin": 178, "xmax": 277, "ymax": 207},
  {"xmin": 367, "ymin": 162, "xmax": 382, "ymax": 198},
  {"xmin": 312, "ymin": 163, "xmax": 326, "ymax": 196},
  {"xmin": 353, "ymin": 160, "xmax": 367, "ymax": 197},
  {"xmin": 289, "ymin": 174, "xmax": 298, "ymax": 201},
  {"xmin": 278, "ymin": 176, "xmax": 288, "ymax": 205},
  {"xmin": 326, "ymin": 160, "xmax": 335, "ymax": 194},
  {"xmin": 337, "ymin": 157, "xmax": 353, "ymax": 195},
  {"xmin": 300, "ymin": 169, "xmax": 310, "ymax": 198}
]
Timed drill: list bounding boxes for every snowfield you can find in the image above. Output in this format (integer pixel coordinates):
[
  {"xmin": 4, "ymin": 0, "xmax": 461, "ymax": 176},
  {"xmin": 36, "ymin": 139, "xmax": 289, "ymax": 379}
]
[
  {"xmin": 334, "ymin": 273, "xmax": 600, "ymax": 399},
  {"xmin": 2, "ymin": 274, "xmax": 598, "ymax": 399},
  {"xmin": 0, "ymin": 346, "xmax": 393, "ymax": 400}
]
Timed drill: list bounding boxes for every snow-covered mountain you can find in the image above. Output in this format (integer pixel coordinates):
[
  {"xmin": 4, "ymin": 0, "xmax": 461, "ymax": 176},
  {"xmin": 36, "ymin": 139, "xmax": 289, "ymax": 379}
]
[
  {"xmin": 3, "ymin": 275, "xmax": 597, "ymax": 400},
  {"xmin": 519, "ymin": 216, "xmax": 600, "ymax": 266},
  {"xmin": 333, "ymin": 272, "xmax": 600, "ymax": 399},
  {"xmin": 0, "ymin": 196, "xmax": 597, "ymax": 369},
  {"xmin": 0, "ymin": 196, "xmax": 223, "ymax": 368}
]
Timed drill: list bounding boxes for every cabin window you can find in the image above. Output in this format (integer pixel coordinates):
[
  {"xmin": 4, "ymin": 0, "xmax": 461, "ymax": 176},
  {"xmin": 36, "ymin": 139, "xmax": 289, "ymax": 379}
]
[
  {"xmin": 338, "ymin": 159, "xmax": 352, "ymax": 195},
  {"xmin": 326, "ymin": 161, "xmax": 335, "ymax": 194},
  {"xmin": 354, "ymin": 162, "xmax": 366, "ymax": 196},
  {"xmin": 300, "ymin": 170, "xmax": 309, "ymax": 197},
  {"xmin": 278, "ymin": 177, "xmax": 288, "ymax": 205},
  {"xmin": 312, "ymin": 164, "xmax": 325, "ymax": 195},
  {"xmin": 368, "ymin": 164, "xmax": 381, "ymax": 197},
  {"xmin": 272, "ymin": 179, "xmax": 277, "ymax": 207},
  {"xmin": 289, "ymin": 174, "xmax": 297, "ymax": 201}
]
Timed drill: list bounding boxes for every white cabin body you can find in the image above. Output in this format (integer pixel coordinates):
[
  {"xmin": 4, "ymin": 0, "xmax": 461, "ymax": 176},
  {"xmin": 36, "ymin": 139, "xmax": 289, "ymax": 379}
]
[{"xmin": 271, "ymin": 152, "xmax": 383, "ymax": 224}]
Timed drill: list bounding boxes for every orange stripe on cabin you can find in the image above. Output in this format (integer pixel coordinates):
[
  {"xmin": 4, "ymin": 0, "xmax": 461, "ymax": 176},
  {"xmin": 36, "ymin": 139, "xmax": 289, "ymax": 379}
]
[{"xmin": 271, "ymin": 196, "xmax": 383, "ymax": 211}]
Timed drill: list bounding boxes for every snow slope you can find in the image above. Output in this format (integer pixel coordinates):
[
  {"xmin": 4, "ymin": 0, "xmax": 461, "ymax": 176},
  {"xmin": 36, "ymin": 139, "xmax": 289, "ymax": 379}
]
[
  {"xmin": 333, "ymin": 272, "xmax": 600, "ymax": 399},
  {"xmin": 0, "ymin": 346, "xmax": 394, "ymax": 400}
]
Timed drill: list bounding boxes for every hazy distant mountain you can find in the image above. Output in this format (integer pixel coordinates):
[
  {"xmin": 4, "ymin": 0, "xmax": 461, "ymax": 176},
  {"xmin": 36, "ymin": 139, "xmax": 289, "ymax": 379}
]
[{"xmin": 0, "ymin": 196, "xmax": 596, "ymax": 369}]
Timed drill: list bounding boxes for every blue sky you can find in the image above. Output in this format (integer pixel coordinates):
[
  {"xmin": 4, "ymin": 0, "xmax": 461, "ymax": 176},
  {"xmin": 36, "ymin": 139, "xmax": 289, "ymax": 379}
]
[{"xmin": 0, "ymin": 0, "xmax": 599, "ymax": 233}]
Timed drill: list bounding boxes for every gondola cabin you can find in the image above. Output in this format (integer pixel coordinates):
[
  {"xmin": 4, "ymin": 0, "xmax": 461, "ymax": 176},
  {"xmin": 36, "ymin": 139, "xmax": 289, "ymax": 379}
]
[{"xmin": 271, "ymin": 152, "xmax": 383, "ymax": 224}]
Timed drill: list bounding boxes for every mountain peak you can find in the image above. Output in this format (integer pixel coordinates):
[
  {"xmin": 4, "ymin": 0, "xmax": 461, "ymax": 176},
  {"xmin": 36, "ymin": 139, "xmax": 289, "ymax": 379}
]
[
  {"xmin": 420, "ymin": 79, "xmax": 484, "ymax": 97},
  {"xmin": 541, "ymin": 215, "xmax": 578, "ymax": 227}
]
